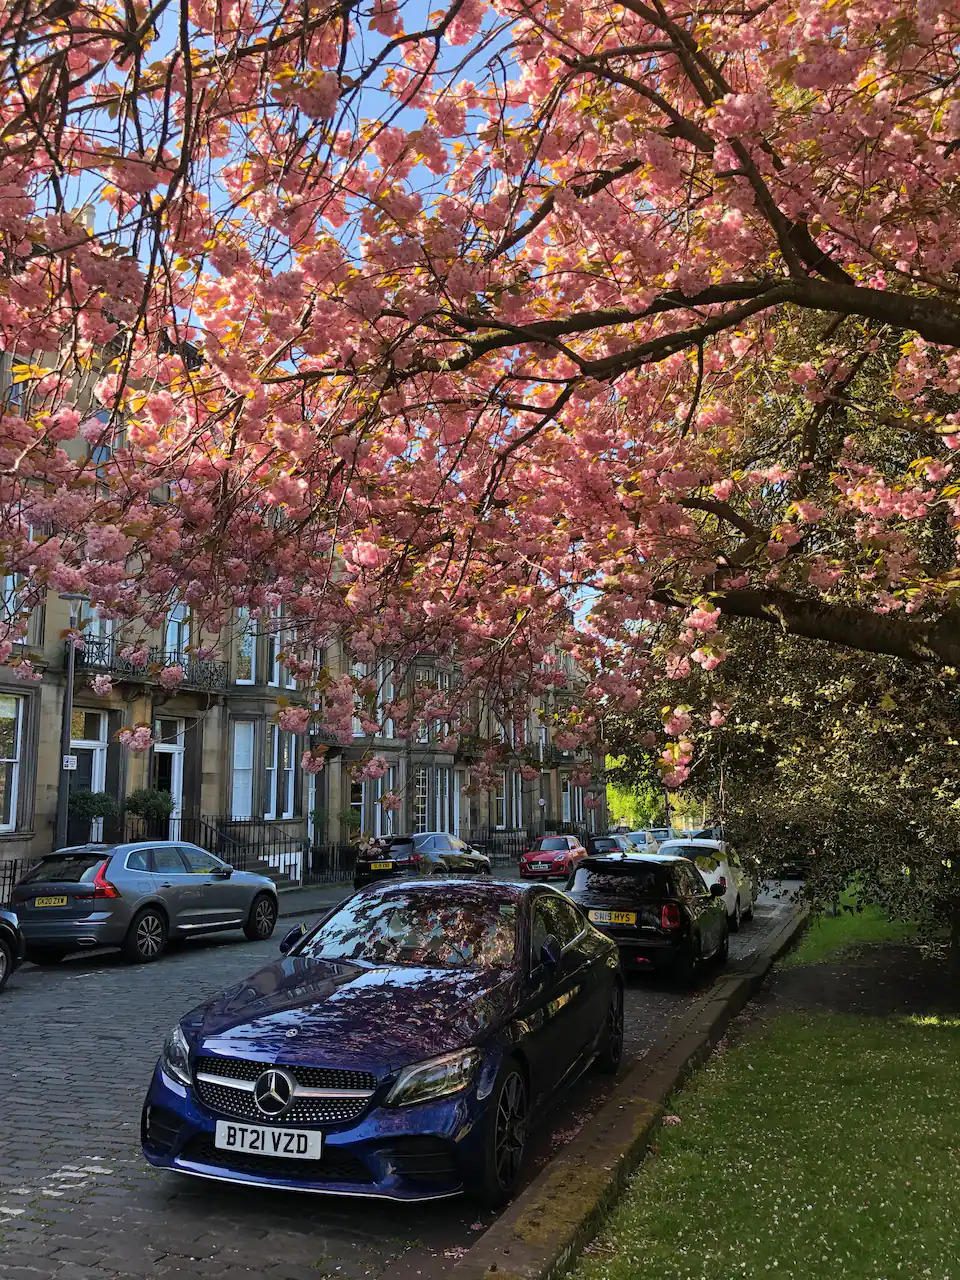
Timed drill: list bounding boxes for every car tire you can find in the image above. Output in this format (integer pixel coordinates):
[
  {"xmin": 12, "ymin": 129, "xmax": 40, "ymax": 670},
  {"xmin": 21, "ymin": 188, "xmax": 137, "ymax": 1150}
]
[
  {"xmin": 715, "ymin": 927, "xmax": 729, "ymax": 966},
  {"xmin": 744, "ymin": 898, "xmax": 755, "ymax": 922},
  {"xmin": 0, "ymin": 938, "xmax": 11, "ymax": 992},
  {"xmin": 475, "ymin": 1058, "xmax": 529, "ymax": 1208},
  {"xmin": 730, "ymin": 897, "xmax": 742, "ymax": 932},
  {"xmin": 244, "ymin": 893, "xmax": 278, "ymax": 941},
  {"xmin": 595, "ymin": 982, "xmax": 624, "ymax": 1074},
  {"xmin": 26, "ymin": 948, "xmax": 66, "ymax": 966},
  {"xmin": 674, "ymin": 938, "xmax": 700, "ymax": 987},
  {"xmin": 122, "ymin": 908, "xmax": 167, "ymax": 963}
]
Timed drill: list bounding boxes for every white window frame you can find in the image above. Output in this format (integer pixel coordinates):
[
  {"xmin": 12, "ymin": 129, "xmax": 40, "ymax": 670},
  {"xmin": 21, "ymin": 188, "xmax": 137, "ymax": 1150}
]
[
  {"xmin": 435, "ymin": 766, "xmax": 452, "ymax": 832},
  {"xmin": 414, "ymin": 766, "xmax": 429, "ymax": 832},
  {"xmin": 265, "ymin": 607, "xmax": 281, "ymax": 688},
  {"xmin": 561, "ymin": 774, "xmax": 571, "ymax": 823},
  {"xmin": 350, "ymin": 778, "xmax": 366, "ymax": 835},
  {"xmin": 279, "ymin": 729, "xmax": 295, "ymax": 820},
  {"xmin": 231, "ymin": 721, "xmax": 255, "ymax": 819},
  {"xmin": 264, "ymin": 724, "xmax": 278, "ymax": 820},
  {"xmin": 235, "ymin": 608, "xmax": 257, "ymax": 685},
  {"xmin": 0, "ymin": 693, "xmax": 24, "ymax": 833},
  {"xmin": 378, "ymin": 660, "xmax": 395, "ymax": 738},
  {"xmin": 164, "ymin": 603, "xmax": 189, "ymax": 663},
  {"xmin": 153, "ymin": 716, "xmax": 185, "ymax": 838},
  {"xmin": 374, "ymin": 764, "xmax": 398, "ymax": 837},
  {"xmin": 352, "ymin": 661, "xmax": 369, "ymax": 737}
]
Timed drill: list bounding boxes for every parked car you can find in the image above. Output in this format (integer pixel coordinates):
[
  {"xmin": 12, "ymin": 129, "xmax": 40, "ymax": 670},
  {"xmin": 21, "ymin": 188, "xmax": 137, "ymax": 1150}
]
[
  {"xmin": 0, "ymin": 906, "xmax": 26, "ymax": 993},
  {"xmin": 12, "ymin": 843, "xmax": 279, "ymax": 965},
  {"xmin": 585, "ymin": 834, "xmax": 638, "ymax": 856},
  {"xmin": 566, "ymin": 853, "xmax": 728, "ymax": 982},
  {"xmin": 518, "ymin": 834, "xmax": 587, "ymax": 879},
  {"xmin": 625, "ymin": 829, "xmax": 661, "ymax": 852},
  {"xmin": 141, "ymin": 878, "xmax": 623, "ymax": 1205},
  {"xmin": 656, "ymin": 838, "xmax": 755, "ymax": 930},
  {"xmin": 353, "ymin": 833, "xmax": 490, "ymax": 889}
]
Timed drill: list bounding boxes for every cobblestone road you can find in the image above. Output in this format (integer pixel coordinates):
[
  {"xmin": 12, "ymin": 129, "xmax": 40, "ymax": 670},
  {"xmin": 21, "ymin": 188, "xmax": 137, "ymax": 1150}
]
[{"xmin": 0, "ymin": 887, "xmax": 798, "ymax": 1280}]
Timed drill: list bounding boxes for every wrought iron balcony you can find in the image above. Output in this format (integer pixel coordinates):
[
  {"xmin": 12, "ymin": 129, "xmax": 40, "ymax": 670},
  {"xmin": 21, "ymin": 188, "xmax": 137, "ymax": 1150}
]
[{"xmin": 73, "ymin": 638, "xmax": 228, "ymax": 690}]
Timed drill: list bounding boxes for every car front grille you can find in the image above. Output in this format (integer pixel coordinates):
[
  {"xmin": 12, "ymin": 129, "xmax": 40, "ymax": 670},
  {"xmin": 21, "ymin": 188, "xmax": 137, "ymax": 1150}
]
[
  {"xmin": 180, "ymin": 1135, "xmax": 372, "ymax": 1184},
  {"xmin": 143, "ymin": 1104, "xmax": 182, "ymax": 1156},
  {"xmin": 194, "ymin": 1056, "xmax": 377, "ymax": 1126}
]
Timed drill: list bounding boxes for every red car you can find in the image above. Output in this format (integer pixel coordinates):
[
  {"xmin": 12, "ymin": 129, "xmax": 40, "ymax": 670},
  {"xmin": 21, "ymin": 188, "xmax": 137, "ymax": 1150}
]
[{"xmin": 519, "ymin": 835, "xmax": 588, "ymax": 879}]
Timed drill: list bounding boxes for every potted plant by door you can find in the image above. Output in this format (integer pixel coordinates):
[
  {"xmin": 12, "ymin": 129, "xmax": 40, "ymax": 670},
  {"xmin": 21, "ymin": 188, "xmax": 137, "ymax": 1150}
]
[{"xmin": 125, "ymin": 788, "xmax": 175, "ymax": 840}]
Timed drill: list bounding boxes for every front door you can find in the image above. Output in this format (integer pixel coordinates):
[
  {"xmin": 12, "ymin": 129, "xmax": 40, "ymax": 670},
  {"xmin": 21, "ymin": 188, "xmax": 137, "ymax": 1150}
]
[
  {"xmin": 153, "ymin": 718, "xmax": 184, "ymax": 839},
  {"xmin": 69, "ymin": 710, "xmax": 109, "ymax": 841}
]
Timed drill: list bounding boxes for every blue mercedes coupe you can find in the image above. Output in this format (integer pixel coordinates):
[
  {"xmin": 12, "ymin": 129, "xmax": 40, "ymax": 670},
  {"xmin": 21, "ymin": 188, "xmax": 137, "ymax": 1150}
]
[{"xmin": 141, "ymin": 878, "xmax": 623, "ymax": 1204}]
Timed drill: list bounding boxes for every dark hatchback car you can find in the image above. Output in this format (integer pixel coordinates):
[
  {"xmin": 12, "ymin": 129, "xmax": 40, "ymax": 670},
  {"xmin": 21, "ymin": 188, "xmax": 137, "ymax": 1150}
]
[
  {"xmin": 566, "ymin": 854, "xmax": 728, "ymax": 982},
  {"xmin": 585, "ymin": 834, "xmax": 638, "ymax": 856},
  {"xmin": 353, "ymin": 833, "xmax": 490, "ymax": 890},
  {"xmin": 0, "ymin": 906, "xmax": 26, "ymax": 992},
  {"xmin": 142, "ymin": 878, "xmax": 623, "ymax": 1206}
]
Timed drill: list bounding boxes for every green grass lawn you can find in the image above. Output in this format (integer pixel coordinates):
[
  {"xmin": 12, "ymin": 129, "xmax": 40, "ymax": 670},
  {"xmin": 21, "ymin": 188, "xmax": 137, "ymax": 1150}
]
[
  {"xmin": 783, "ymin": 898, "xmax": 917, "ymax": 967},
  {"xmin": 567, "ymin": 1013, "xmax": 960, "ymax": 1280}
]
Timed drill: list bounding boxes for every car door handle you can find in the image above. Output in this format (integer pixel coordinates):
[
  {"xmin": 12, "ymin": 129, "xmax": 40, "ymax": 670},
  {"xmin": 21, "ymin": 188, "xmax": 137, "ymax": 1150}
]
[{"xmin": 161, "ymin": 881, "xmax": 174, "ymax": 888}]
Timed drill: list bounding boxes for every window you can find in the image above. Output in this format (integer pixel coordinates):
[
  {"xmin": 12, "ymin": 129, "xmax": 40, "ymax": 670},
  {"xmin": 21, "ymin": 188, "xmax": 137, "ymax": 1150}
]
[
  {"xmin": 434, "ymin": 670, "xmax": 451, "ymax": 739},
  {"xmin": 350, "ymin": 778, "xmax": 365, "ymax": 836},
  {"xmin": 266, "ymin": 608, "xmax": 281, "ymax": 687},
  {"xmin": 435, "ymin": 765, "xmax": 452, "ymax": 832},
  {"xmin": 125, "ymin": 849, "xmax": 150, "ymax": 872},
  {"xmin": 21, "ymin": 852, "xmax": 106, "ymax": 882},
  {"xmin": 0, "ymin": 694, "xmax": 23, "ymax": 832},
  {"xmin": 151, "ymin": 846, "xmax": 187, "ymax": 874},
  {"xmin": 374, "ymin": 764, "xmax": 398, "ymax": 837},
  {"xmin": 414, "ymin": 766, "xmax": 429, "ymax": 832},
  {"xmin": 496, "ymin": 770, "xmax": 522, "ymax": 829},
  {"xmin": 278, "ymin": 730, "xmax": 295, "ymax": 819},
  {"xmin": 180, "ymin": 847, "xmax": 223, "ymax": 875},
  {"xmin": 415, "ymin": 667, "xmax": 432, "ymax": 742},
  {"xmin": 378, "ymin": 660, "xmax": 395, "ymax": 738},
  {"xmin": 235, "ymin": 609, "xmax": 256, "ymax": 684},
  {"xmin": 548, "ymin": 895, "xmax": 583, "ymax": 945},
  {"xmin": 352, "ymin": 660, "xmax": 369, "ymax": 736},
  {"xmin": 164, "ymin": 603, "xmax": 189, "ymax": 661},
  {"xmin": 283, "ymin": 618, "xmax": 297, "ymax": 690},
  {"xmin": 561, "ymin": 775, "xmax": 572, "ymax": 823},
  {"xmin": 675, "ymin": 864, "xmax": 706, "ymax": 898},
  {"xmin": 571, "ymin": 863, "xmax": 667, "ymax": 899},
  {"xmin": 530, "ymin": 895, "xmax": 582, "ymax": 961},
  {"xmin": 264, "ymin": 724, "xmax": 278, "ymax": 820},
  {"xmin": 231, "ymin": 722, "xmax": 255, "ymax": 819}
]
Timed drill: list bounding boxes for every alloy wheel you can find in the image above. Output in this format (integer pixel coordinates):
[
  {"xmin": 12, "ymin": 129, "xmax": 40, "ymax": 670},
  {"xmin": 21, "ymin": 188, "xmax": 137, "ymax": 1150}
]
[
  {"xmin": 0, "ymin": 947, "xmax": 8, "ymax": 986},
  {"xmin": 494, "ymin": 1071, "xmax": 528, "ymax": 1189},
  {"xmin": 137, "ymin": 914, "xmax": 165, "ymax": 958},
  {"xmin": 254, "ymin": 897, "xmax": 276, "ymax": 937}
]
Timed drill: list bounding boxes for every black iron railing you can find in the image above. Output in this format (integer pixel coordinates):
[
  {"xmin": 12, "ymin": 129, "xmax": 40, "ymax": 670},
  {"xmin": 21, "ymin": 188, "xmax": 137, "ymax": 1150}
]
[
  {"xmin": 0, "ymin": 857, "xmax": 28, "ymax": 906},
  {"xmin": 73, "ymin": 639, "xmax": 227, "ymax": 689}
]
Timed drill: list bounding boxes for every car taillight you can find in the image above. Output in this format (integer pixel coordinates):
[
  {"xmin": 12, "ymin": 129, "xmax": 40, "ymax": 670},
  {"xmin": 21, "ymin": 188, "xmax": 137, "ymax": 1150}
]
[
  {"xmin": 716, "ymin": 875, "xmax": 727, "ymax": 890},
  {"xmin": 661, "ymin": 903, "xmax": 682, "ymax": 930},
  {"xmin": 93, "ymin": 860, "xmax": 120, "ymax": 899}
]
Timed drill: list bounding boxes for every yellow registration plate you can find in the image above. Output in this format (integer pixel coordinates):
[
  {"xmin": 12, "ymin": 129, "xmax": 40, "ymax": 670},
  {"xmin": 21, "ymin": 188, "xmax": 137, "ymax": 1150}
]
[
  {"xmin": 34, "ymin": 895, "xmax": 67, "ymax": 907},
  {"xmin": 370, "ymin": 861, "xmax": 393, "ymax": 871},
  {"xmin": 589, "ymin": 909, "xmax": 637, "ymax": 926}
]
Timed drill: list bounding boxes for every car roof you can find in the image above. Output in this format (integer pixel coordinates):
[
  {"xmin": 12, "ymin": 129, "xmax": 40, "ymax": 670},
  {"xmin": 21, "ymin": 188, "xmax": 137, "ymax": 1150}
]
[
  {"xmin": 658, "ymin": 838, "xmax": 725, "ymax": 851},
  {"xmin": 579, "ymin": 853, "xmax": 688, "ymax": 867},
  {"xmin": 353, "ymin": 876, "xmax": 528, "ymax": 903}
]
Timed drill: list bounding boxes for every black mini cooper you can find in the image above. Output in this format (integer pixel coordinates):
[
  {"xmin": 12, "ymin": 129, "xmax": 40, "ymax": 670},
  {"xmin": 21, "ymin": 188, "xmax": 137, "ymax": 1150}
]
[{"xmin": 565, "ymin": 853, "xmax": 728, "ymax": 983}]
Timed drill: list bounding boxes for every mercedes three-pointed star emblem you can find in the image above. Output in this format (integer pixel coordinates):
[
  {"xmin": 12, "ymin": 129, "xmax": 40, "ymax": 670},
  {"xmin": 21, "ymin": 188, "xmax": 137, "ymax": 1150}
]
[{"xmin": 252, "ymin": 1067, "xmax": 295, "ymax": 1117}]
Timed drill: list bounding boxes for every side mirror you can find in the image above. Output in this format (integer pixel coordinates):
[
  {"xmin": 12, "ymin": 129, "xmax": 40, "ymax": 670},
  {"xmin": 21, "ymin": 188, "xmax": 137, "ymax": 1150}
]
[
  {"xmin": 539, "ymin": 934, "xmax": 561, "ymax": 970},
  {"xmin": 279, "ymin": 923, "xmax": 307, "ymax": 955},
  {"xmin": 217, "ymin": 866, "xmax": 233, "ymax": 878},
  {"xmin": 710, "ymin": 882, "xmax": 725, "ymax": 898}
]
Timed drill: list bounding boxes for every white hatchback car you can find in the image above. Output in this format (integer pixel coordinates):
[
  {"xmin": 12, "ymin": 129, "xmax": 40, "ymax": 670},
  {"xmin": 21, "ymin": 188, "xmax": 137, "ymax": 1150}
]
[{"xmin": 657, "ymin": 838, "xmax": 756, "ymax": 930}]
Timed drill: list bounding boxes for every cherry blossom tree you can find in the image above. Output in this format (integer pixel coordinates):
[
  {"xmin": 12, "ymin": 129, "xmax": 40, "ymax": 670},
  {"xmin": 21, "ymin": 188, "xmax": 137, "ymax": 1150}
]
[{"xmin": 2, "ymin": 0, "xmax": 960, "ymax": 758}]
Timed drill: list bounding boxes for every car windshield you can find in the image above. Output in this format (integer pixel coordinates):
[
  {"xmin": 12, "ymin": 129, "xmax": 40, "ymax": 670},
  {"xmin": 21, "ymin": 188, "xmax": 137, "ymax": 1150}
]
[
  {"xmin": 661, "ymin": 843, "xmax": 719, "ymax": 870},
  {"xmin": 300, "ymin": 890, "xmax": 518, "ymax": 969},
  {"xmin": 571, "ymin": 863, "xmax": 667, "ymax": 899},
  {"xmin": 537, "ymin": 838, "xmax": 568, "ymax": 851},
  {"xmin": 20, "ymin": 852, "xmax": 110, "ymax": 883}
]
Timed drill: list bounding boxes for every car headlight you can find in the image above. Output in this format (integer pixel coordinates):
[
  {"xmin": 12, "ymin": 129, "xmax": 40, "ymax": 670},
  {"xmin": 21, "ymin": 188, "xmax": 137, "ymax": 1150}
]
[
  {"xmin": 160, "ymin": 1023, "xmax": 192, "ymax": 1087},
  {"xmin": 385, "ymin": 1048, "xmax": 482, "ymax": 1107}
]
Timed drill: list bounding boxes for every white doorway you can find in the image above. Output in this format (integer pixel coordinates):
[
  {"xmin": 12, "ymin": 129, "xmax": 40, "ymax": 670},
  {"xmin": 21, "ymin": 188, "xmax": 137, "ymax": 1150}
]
[
  {"xmin": 153, "ymin": 717, "xmax": 185, "ymax": 838},
  {"xmin": 69, "ymin": 710, "xmax": 108, "ymax": 840}
]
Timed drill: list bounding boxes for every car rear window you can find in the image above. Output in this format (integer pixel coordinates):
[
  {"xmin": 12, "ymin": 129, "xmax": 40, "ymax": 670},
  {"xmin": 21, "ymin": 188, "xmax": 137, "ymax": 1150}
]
[
  {"xmin": 20, "ymin": 852, "xmax": 109, "ymax": 883},
  {"xmin": 590, "ymin": 839, "xmax": 618, "ymax": 851},
  {"xmin": 537, "ymin": 838, "xmax": 569, "ymax": 851},
  {"xmin": 571, "ymin": 862, "xmax": 668, "ymax": 899}
]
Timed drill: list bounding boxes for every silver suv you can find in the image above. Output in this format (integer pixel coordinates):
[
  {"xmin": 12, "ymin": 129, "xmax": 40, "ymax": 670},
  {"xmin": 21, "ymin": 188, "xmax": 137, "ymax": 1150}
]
[{"xmin": 12, "ymin": 843, "xmax": 279, "ymax": 965}]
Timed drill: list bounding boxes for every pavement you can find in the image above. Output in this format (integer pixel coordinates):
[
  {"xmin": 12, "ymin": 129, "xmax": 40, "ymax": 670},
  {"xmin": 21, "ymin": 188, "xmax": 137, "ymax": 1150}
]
[{"xmin": 0, "ymin": 880, "xmax": 802, "ymax": 1280}]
